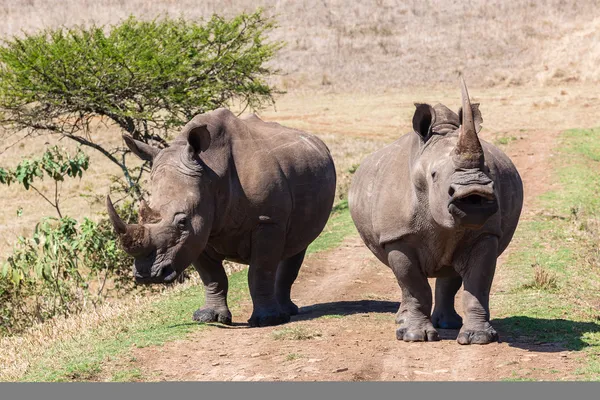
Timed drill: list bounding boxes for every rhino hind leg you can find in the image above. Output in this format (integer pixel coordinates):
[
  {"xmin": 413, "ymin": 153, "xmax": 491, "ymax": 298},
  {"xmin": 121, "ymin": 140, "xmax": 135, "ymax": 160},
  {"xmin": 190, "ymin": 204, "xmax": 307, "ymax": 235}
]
[
  {"xmin": 386, "ymin": 242, "xmax": 440, "ymax": 342},
  {"xmin": 432, "ymin": 276, "xmax": 463, "ymax": 329},
  {"xmin": 275, "ymin": 248, "xmax": 306, "ymax": 316},
  {"xmin": 456, "ymin": 235, "xmax": 499, "ymax": 345},
  {"xmin": 192, "ymin": 252, "xmax": 232, "ymax": 325},
  {"xmin": 247, "ymin": 224, "xmax": 291, "ymax": 328}
]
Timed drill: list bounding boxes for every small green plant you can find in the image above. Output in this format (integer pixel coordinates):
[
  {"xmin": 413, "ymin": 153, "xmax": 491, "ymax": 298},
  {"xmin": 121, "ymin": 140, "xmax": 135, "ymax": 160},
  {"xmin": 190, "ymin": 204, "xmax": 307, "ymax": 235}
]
[
  {"xmin": 520, "ymin": 263, "xmax": 559, "ymax": 291},
  {"xmin": 272, "ymin": 326, "xmax": 322, "ymax": 341},
  {"xmin": 0, "ymin": 202, "xmax": 137, "ymax": 335},
  {"xmin": 495, "ymin": 135, "xmax": 518, "ymax": 146},
  {"xmin": 0, "ymin": 146, "xmax": 89, "ymax": 217},
  {"xmin": 285, "ymin": 353, "xmax": 303, "ymax": 362}
]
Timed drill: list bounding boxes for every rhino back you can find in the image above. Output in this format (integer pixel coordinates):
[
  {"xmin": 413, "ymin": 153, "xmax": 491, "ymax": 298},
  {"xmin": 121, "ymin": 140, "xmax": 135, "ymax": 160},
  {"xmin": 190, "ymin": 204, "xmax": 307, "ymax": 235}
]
[
  {"xmin": 237, "ymin": 115, "xmax": 336, "ymax": 256},
  {"xmin": 197, "ymin": 112, "xmax": 335, "ymax": 260}
]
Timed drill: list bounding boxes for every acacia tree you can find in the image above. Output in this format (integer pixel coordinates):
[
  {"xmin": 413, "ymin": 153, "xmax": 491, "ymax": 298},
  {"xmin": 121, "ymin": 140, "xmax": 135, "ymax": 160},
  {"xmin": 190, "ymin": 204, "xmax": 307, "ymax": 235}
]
[{"xmin": 0, "ymin": 10, "xmax": 282, "ymax": 195}]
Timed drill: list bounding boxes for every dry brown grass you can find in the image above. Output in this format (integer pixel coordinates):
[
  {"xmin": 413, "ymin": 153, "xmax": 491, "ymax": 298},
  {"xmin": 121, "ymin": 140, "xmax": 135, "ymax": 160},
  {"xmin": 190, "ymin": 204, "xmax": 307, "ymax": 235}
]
[
  {"xmin": 0, "ymin": 274, "xmax": 197, "ymax": 381},
  {"xmin": 0, "ymin": 1, "xmax": 599, "ymax": 91}
]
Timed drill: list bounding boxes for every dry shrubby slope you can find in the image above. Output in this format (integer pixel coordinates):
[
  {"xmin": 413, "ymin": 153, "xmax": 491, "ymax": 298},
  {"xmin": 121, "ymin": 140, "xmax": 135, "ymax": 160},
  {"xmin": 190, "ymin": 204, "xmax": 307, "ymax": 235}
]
[{"xmin": 0, "ymin": 0, "xmax": 599, "ymax": 91}]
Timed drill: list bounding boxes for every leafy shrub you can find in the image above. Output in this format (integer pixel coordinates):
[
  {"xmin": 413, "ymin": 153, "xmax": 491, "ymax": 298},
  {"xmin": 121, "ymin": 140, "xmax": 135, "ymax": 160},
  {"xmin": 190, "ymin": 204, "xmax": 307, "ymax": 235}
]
[
  {"xmin": 0, "ymin": 146, "xmax": 89, "ymax": 217},
  {"xmin": 0, "ymin": 203, "xmax": 137, "ymax": 335},
  {"xmin": 0, "ymin": 10, "xmax": 282, "ymax": 193}
]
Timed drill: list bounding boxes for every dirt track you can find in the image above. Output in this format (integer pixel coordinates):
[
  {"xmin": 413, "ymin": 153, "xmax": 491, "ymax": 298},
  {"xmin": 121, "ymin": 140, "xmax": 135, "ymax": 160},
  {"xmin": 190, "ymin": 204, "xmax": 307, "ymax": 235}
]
[{"xmin": 124, "ymin": 127, "xmax": 582, "ymax": 381}]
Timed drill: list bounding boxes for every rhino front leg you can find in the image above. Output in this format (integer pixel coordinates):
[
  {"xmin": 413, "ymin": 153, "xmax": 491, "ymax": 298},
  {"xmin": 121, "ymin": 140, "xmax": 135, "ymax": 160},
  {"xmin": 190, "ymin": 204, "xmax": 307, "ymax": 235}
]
[
  {"xmin": 386, "ymin": 241, "xmax": 439, "ymax": 342},
  {"xmin": 275, "ymin": 248, "xmax": 306, "ymax": 316},
  {"xmin": 456, "ymin": 235, "xmax": 499, "ymax": 345},
  {"xmin": 432, "ymin": 276, "xmax": 463, "ymax": 329},
  {"xmin": 248, "ymin": 223, "xmax": 290, "ymax": 327},
  {"xmin": 192, "ymin": 252, "xmax": 232, "ymax": 325}
]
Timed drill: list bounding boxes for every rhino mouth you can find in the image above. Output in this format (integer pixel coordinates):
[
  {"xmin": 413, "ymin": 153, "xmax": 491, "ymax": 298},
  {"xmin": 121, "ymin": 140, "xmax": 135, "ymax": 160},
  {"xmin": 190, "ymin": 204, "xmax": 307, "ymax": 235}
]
[
  {"xmin": 448, "ymin": 186, "xmax": 498, "ymax": 227},
  {"xmin": 133, "ymin": 251, "xmax": 179, "ymax": 284}
]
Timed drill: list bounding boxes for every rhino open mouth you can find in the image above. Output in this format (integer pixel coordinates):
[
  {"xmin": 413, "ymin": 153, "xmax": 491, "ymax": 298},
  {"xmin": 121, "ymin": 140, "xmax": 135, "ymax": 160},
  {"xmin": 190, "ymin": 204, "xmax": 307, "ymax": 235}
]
[
  {"xmin": 452, "ymin": 192, "xmax": 495, "ymax": 207},
  {"xmin": 448, "ymin": 188, "xmax": 498, "ymax": 226}
]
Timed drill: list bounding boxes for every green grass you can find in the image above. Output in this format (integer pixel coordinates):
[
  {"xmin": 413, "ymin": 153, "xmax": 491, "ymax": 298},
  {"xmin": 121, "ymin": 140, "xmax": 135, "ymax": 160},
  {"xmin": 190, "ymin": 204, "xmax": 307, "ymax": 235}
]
[
  {"xmin": 18, "ymin": 201, "xmax": 355, "ymax": 382},
  {"xmin": 495, "ymin": 134, "xmax": 518, "ymax": 146},
  {"xmin": 272, "ymin": 326, "xmax": 322, "ymax": 341},
  {"xmin": 493, "ymin": 127, "xmax": 600, "ymax": 380},
  {"xmin": 307, "ymin": 200, "xmax": 356, "ymax": 255},
  {"xmin": 20, "ymin": 271, "xmax": 247, "ymax": 381}
]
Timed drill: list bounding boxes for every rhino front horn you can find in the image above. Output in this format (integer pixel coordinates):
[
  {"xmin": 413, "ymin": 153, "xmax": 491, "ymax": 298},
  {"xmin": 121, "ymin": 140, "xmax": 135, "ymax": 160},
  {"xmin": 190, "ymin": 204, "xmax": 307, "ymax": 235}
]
[
  {"xmin": 106, "ymin": 195, "xmax": 127, "ymax": 235},
  {"xmin": 454, "ymin": 76, "xmax": 484, "ymax": 168}
]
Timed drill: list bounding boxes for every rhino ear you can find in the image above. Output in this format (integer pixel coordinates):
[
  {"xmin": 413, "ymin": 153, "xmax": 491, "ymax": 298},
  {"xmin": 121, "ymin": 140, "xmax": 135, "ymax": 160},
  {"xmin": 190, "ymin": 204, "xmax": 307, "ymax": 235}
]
[
  {"xmin": 123, "ymin": 135, "xmax": 160, "ymax": 162},
  {"xmin": 458, "ymin": 103, "xmax": 483, "ymax": 134},
  {"xmin": 186, "ymin": 124, "xmax": 211, "ymax": 154},
  {"xmin": 412, "ymin": 103, "xmax": 436, "ymax": 141}
]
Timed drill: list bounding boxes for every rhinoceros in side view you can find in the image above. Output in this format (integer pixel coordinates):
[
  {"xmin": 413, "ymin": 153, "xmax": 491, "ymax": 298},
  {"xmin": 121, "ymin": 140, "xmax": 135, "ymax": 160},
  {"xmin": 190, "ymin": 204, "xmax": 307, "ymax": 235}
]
[
  {"xmin": 348, "ymin": 78, "xmax": 523, "ymax": 344},
  {"xmin": 107, "ymin": 108, "xmax": 336, "ymax": 327}
]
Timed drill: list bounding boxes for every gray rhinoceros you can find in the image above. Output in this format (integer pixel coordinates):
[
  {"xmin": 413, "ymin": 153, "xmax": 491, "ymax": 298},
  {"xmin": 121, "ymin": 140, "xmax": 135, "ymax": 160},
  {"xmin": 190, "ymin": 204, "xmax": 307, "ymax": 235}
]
[
  {"xmin": 107, "ymin": 108, "xmax": 336, "ymax": 327},
  {"xmin": 348, "ymin": 78, "xmax": 523, "ymax": 344}
]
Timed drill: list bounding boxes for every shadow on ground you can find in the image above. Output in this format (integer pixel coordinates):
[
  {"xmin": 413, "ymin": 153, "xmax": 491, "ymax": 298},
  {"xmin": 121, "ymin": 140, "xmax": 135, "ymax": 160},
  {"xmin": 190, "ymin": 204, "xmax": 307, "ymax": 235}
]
[
  {"xmin": 294, "ymin": 299, "xmax": 399, "ymax": 321},
  {"xmin": 493, "ymin": 316, "xmax": 600, "ymax": 352}
]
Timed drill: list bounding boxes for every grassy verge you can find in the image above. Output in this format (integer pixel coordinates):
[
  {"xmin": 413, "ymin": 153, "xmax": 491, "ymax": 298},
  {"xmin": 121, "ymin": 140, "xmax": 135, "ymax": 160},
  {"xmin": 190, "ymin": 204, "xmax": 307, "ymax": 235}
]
[
  {"xmin": 493, "ymin": 127, "xmax": 600, "ymax": 380},
  {"xmin": 307, "ymin": 200, "xmax": 356, "ymax": 255},
  {"xmin": 13, "ymin": 201, "xmax": 355, "ymax": 382}
]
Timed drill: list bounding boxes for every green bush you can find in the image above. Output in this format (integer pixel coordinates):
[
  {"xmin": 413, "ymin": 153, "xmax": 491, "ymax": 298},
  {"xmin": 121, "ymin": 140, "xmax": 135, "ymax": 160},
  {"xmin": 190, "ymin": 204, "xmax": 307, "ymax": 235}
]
[
  {"xmin": 0, "ymin": 205, "xmax": 137, "ymax": 335},
  {"xmin": 0, "ymin": 10, "xmax": 282, "ymax": 192}
]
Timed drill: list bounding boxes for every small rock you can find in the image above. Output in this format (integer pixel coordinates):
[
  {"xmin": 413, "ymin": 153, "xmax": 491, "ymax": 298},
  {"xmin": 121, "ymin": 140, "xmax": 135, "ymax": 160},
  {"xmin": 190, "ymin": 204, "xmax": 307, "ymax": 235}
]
[
  {"xmin": 333, "ymin": 367, "xmax": 349, "ymax": 373},
  {"xmin": 251, "ymin": 352, "xmax": 261, "ymax": 357},
  {"xmin": 560, "ymin": 354, "xmax": 568, "ymax": 358},
  {"xmin": 308, "ymin": 358, "xmax": 321, "ymax": 363},
  {"xmin": 522, "ymin": 357, "xmax": 532, "ymax": 362},
  {"xmin": 211, "ymin": 362, "xmax": 220, "ymax": 366},
  {"xmin": 218, "ymin": 352, "xmax": 227, "ymax": 357}
]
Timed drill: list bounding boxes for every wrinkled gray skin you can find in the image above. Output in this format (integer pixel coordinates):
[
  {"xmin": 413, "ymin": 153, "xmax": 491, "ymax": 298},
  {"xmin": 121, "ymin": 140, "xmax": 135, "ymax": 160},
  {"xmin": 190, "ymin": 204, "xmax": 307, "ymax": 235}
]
[
  {"xmin": 107, "ymin": 108, "xmax": 336, "ymax": 327},
  {"xmin": 348, "ymin": 79, "xmax": 523, "ymax": 344}
]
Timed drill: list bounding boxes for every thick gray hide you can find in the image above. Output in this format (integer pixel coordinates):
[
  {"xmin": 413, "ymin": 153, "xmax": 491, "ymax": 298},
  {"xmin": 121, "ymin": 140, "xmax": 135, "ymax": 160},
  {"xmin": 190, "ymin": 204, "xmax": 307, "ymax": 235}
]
[
  {"xmin": 108, "ymin": 109, "xmax": 336, "ymax": 327},
  {"xmin": 348, "ymin": 82, "xmax": 523, "ymax": 344}
]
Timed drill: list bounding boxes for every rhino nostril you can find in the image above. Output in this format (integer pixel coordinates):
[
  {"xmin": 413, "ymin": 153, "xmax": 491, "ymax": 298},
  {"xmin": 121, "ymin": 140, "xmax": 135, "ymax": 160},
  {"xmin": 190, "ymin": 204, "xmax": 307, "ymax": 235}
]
[{"xmin": 448, "ymin": 186, "xmax": 456, "ymax": 197}]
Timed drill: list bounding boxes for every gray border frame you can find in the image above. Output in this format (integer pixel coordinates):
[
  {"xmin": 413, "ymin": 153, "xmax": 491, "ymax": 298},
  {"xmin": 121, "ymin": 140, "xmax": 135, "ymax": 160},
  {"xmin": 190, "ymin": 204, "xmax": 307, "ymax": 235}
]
[{"xmin": 1, "ymin": 382, "xmax": 599, "ymax": 400}]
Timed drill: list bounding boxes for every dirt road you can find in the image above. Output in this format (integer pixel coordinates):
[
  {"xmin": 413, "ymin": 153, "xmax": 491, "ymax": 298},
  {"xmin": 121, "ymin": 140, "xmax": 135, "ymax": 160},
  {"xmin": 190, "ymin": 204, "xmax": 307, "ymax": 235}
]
[{"xmin": 126, "ymin": 126, "xmax": 582, "ymax": 381}]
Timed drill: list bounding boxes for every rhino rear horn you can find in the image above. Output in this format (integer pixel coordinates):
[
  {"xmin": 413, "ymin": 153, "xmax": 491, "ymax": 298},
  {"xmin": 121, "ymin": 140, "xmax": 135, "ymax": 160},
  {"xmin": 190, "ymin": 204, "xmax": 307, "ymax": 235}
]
[{"xmin": 454, "ymin": 76, "xmax": 484, "ymax": 168}]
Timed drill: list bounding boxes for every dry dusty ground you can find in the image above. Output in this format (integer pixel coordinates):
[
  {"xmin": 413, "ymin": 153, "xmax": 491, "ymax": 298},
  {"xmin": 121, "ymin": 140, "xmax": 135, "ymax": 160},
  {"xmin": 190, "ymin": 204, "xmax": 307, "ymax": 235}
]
[{"xmin": 119, "ymin": 96, "xmax": 581, "ymax": 382}]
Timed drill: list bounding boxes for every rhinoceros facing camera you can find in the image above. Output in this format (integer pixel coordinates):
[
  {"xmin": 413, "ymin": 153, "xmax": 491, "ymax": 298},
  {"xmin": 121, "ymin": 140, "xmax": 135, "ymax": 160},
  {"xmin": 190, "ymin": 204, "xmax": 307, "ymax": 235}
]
[
  {"xmin": 349, "ymin": 77, "xmax": 523, "ymax": 345},
  {"xmin": 107, "ymin": 109, "xmax": 336, "ymax": 328}
]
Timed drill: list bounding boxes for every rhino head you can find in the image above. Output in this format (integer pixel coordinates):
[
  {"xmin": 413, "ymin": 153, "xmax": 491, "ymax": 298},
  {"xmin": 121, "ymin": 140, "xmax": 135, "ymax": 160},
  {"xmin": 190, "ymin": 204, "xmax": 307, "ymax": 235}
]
[
  {"xmin": 411, "ymin": 77, "xmax": 499, "ymax": 230},
  {"xmin": 107, "ymin": 125, "xmax": 214, "ymax": 284}
]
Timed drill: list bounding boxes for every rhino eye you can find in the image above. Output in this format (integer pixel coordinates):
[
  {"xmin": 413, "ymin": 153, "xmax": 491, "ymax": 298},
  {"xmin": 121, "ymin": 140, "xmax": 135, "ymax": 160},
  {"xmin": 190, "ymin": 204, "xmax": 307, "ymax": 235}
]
[
  {"xmin": 174, "ymin": 214, "xmax": 187, "ymax": 229},
  {"xmin": 431, "ymin": 170, "xmax": 437, "ymax": 180}
]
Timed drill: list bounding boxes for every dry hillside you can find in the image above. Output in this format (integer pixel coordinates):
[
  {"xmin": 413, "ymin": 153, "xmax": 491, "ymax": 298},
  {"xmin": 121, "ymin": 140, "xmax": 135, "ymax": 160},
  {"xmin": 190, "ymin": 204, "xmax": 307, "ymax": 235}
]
[{"xmin": 0, "ymin": 0, "xmax": 599, "ymax": 91}]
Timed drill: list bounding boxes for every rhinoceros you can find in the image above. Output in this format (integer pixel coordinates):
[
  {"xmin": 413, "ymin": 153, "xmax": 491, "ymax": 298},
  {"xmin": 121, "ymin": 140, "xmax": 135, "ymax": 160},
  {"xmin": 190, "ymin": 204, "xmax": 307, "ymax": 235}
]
[
  {"xmin": 348, "ymin": 78, "xmax": 523, "ymax": 344},
  {"xmin": 107, "ymin": 108, "xmax": 336, "ymax": 327}
]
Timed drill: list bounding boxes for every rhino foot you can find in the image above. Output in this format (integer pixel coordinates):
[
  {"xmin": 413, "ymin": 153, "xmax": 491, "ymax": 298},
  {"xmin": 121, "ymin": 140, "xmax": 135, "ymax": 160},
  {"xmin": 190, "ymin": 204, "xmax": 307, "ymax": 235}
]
[
  {"xmin": 457, "ymin": 325, "xmax": 498, "ymax": 345},
  {"xmin": 192, "ymin": 306, "xmax": 232, "ymax": 325},
  {"xmin": 395, "ymin": 317, "xmax": 440, "ymax": 342},
  {"xmin": 278, "ymin": 300, "xmax": 299, "ymax": 316},
  {"xmin": 248, "ymin": 308, "xmax": 291, "ymax": 327},
  {"xmin": 431, "ymin": 309, "xmax": 463, "ymax": 329}
]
